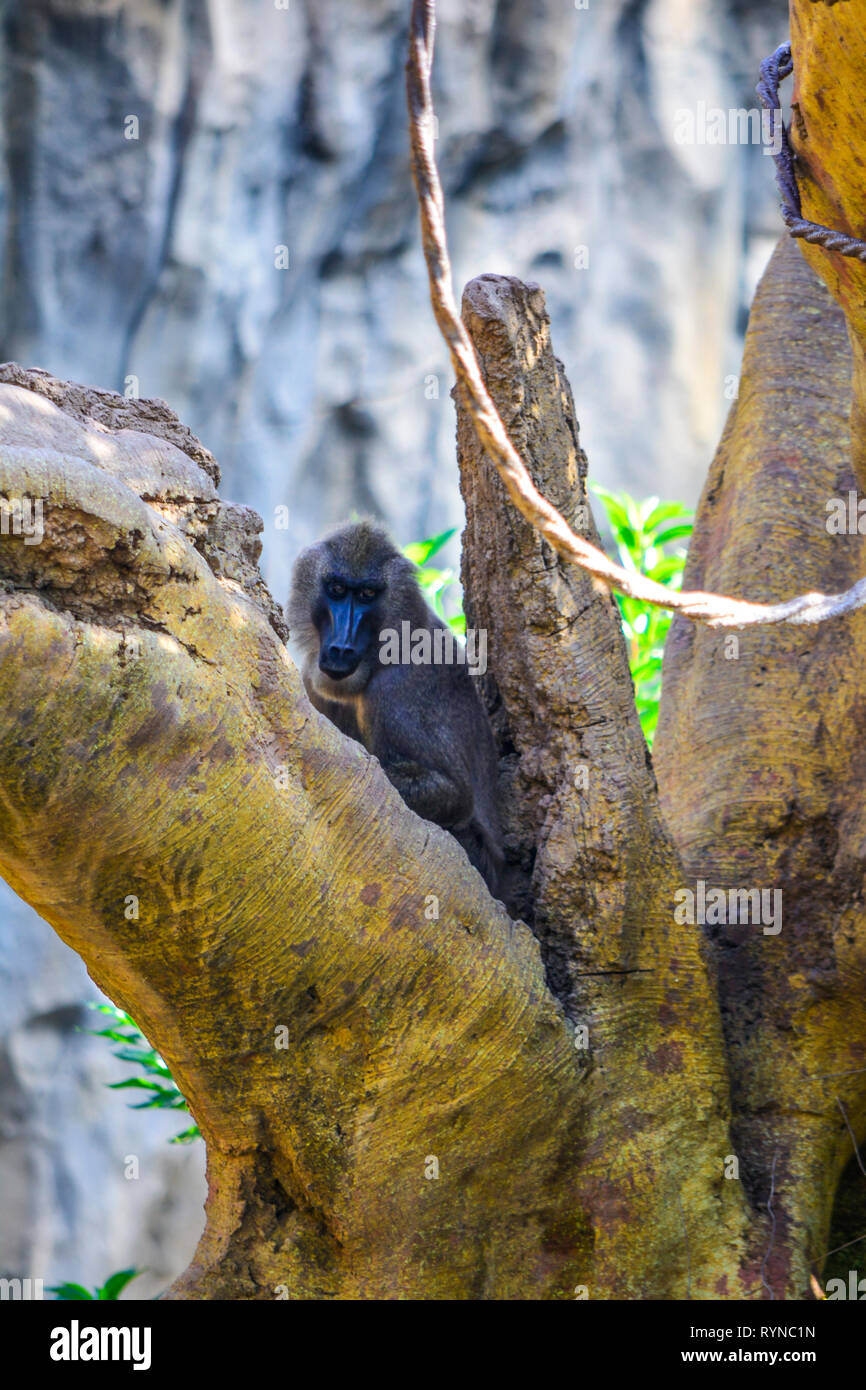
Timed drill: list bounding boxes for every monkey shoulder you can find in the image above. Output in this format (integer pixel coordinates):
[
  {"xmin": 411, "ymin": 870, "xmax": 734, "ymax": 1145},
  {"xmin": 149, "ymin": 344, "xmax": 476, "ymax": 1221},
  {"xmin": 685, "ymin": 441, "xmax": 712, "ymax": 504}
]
[{"xmin": 367, "ymin": 651, "xmax": 484, "ymax": 736}]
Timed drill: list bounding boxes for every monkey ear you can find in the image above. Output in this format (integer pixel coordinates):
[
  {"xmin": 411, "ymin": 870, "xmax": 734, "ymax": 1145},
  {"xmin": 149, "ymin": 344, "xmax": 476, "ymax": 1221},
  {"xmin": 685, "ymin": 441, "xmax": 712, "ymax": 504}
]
[{"xmin": 287, "ymin": 546, "xmax": 324, "ymax": 644}]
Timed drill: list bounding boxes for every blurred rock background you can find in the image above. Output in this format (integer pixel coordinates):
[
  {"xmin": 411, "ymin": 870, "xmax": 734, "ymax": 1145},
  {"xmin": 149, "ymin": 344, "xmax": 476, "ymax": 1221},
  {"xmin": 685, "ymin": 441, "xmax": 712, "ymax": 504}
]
[{"xmin": 0, "ymin": 0, "xmax": 788, "ymax": 1295}]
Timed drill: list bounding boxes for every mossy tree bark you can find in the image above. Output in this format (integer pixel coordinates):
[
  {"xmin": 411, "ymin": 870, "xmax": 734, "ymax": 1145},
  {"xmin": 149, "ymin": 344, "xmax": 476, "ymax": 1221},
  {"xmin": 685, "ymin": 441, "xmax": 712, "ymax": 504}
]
[
  {"xmin": 0, "ymin": 0, "xmax": 864, "ymax": 1299},
  {"xmin": 0, "ymin": 365, "xmax": 589, "ymax": 1300},
  {"xmin": 652, "ymin": 0, "xmax": 866, "ymax": 1296}
]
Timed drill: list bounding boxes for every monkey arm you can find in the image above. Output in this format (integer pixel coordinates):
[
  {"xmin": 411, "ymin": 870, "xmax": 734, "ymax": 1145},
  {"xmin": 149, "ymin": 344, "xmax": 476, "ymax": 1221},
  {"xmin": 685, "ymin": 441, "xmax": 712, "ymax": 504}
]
[
  {"xmin": 363, "ymin": 665, "xmax": 475, "ymax": 829},
  {"xmin": 379, "ymin": 756, "xmax": 473, "ymax": 827}
]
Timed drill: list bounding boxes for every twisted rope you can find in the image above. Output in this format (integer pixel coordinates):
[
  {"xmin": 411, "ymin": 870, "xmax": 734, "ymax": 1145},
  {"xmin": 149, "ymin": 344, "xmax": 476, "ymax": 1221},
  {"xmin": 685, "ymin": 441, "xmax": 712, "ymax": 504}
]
[
  {"xmin": 757, "ymin": 42, "xmax": 866, "ymax": 262},
  {"xmin": 406, "ymin": 1, "xmax": 866, "ymax": 629}
]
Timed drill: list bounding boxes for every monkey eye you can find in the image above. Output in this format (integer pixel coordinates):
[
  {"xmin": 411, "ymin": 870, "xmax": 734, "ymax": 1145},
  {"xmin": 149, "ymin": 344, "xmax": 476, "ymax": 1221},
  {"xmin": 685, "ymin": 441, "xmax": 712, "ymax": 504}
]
[
  {"xmin": 326, "ymin": 579, "xmax": 347, "ymax": 599},
  {"xmin": 358, "ymin": 586, "xmax": 378, "ymax": 603}
]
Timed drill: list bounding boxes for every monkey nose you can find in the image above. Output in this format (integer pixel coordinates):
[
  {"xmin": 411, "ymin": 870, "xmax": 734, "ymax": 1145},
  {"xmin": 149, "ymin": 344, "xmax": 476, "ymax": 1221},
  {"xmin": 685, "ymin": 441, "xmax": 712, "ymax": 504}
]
[{"xmin": 320, "ymin": 645, "xmax": 360, "ymax": 679}]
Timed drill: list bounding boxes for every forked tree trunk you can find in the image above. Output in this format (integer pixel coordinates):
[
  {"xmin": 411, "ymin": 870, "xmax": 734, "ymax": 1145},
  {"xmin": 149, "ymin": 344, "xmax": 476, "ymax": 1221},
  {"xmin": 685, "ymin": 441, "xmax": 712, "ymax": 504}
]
[{"xmin": 0, "ymin": 0, "xmax": 864, "ymax": 1298}]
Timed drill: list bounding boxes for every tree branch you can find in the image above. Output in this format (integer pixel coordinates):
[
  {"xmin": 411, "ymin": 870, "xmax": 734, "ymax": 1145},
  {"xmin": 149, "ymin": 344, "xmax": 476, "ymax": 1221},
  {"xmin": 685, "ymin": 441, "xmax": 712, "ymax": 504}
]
[
  {"xmin": 655, "ymin": 233, "xmax": 866, "ymax": 1298},
  {"xmin": 0, "ymin": 368, "xmax": 587, "ymax": 1299},
  {"xmin": 455, "ymin": 273, "xmax": 754, "ymax": 1298}
]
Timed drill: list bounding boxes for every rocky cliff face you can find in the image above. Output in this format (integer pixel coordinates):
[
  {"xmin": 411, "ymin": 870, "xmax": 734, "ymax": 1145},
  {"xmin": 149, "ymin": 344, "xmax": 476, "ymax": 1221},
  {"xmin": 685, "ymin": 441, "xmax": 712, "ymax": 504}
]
[
  {"xmin": 1, "ymin": 0, "xmax": 789, "ymax": 593},
  {"xmin": 0, "ymin": 0, "xmax": 788, "ymax": 1293},
  {"xmin": 0, "ymin": 903, "xmax": 206, "ymax": 1300}
]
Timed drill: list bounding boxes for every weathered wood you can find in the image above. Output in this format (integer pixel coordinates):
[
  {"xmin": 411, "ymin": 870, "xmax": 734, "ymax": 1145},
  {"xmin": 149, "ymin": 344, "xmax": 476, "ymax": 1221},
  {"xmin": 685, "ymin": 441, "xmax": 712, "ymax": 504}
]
[
  {"xmin": 456, "ymin": 275, "xmax": 751, "ymax": 1297},
  {"xmin": 655, "ymin": 234, "xmax": 866, "ymax": 1294}
]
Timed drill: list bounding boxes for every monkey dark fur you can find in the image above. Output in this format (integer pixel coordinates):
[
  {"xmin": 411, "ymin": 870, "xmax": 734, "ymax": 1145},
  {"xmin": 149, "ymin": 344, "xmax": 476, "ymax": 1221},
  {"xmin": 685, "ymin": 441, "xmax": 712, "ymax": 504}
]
[{"xmin": 288, "ymin": 520, "xmax": 503, "ymax": 893}]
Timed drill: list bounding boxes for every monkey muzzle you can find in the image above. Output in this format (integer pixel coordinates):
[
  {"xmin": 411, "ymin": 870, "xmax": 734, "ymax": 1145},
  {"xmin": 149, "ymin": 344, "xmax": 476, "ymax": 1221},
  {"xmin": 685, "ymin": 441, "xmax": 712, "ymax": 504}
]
[
  {"xmin": 319, "ymin": 646, "xmax": 362, "ymax": 679},
  {"xmin": 319, "ymin": 592, "xmax": 366, "ymax": 679}
]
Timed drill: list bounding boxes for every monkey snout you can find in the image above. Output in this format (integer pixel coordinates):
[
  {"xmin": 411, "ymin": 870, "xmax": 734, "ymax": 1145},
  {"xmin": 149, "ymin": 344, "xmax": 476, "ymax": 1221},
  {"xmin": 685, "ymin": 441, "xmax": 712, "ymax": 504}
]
[{"xmin": 319, "ymin": 645, "xmax": 361, "ymax": 679}]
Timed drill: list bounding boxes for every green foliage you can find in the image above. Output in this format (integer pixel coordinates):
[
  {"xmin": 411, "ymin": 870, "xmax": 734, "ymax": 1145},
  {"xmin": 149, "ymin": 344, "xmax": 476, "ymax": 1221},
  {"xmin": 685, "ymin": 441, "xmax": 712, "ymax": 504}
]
[
  {"xmin": 403, "ymin": 528, "xmax": 466, "ymax": 635},
  {"xmin": 48, "ymin": 1269, "xmax": 141, "ymax": 1301},
  {"xmin": 86, "ymin": 1002, "xmax": 200, "ymax": 1144},
  {"xmin": 591, "ymin": 486, "xmax": 693, "ymax": 746}
]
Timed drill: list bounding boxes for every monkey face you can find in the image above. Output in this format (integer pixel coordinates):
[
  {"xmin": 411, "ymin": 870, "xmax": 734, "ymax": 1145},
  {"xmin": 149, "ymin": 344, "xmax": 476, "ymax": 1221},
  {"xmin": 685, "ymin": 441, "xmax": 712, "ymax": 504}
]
[
  {"xmin": 288, "ymin": 519, "xmax": 420, "ymax": 702},
  {"xmin": 313, "ymin": 574, "xmax": 383, "ymax": 694}
]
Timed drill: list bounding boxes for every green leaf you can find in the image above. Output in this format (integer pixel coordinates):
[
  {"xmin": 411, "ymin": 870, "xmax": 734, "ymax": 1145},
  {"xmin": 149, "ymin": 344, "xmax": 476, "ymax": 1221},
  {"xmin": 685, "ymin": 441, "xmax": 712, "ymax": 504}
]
[
  {"xmin": 614, "ymin": 542, "xmax": 641, "ymax": 574},
  {"xmin": 637, "ymin": 496, "xmax": 661, "ymax": 527},
  {"xmin": 588, "ymin": 483, "xmax": 620, "ymax": 508},
  {"xmin": 640, "ymin": 707, "xmax": 659, "ymax": 743},
  {"xmin": 592, "ymin": 486, "xmax": 693, "ymax": 749},
  {"xmin": 88, "ymin": 1003, "xmax": 135, "ymax": 1025},
  {"xmin": 88, "ymin": 999, "xmax": 198, "ymax": 1142},
  {"xmin": 642, "ymin": 500, "xmax": 692, "ymax": 531},
  {"xmin": 89, "ymin": 1028, "xmax": 143, "ymax": 1044},
  {"xmin": 590, "ymin": 485, "xmax": 637, "ymax": 547},
  {"xmin": 107, "ymin": 1077, "xmax": 170, "ymax": 1092},
  {"xmin": 415, "ymin": 565, "xmax": 453, "ymax": 588},
  {"xmin": 170, "ymin": 1124, "xmax": 202, "ymax": 1144},
  {"xmin": 110, "ymin": 1050, "xmax": 174, "ymax": 1078},
  {"xmin": 651, "ymin": 521, "xmax": 693, "ymax": 547},
  {"xmin": 98, "ymin": 1269, "xmax": 140, "ymax": 1301},
  {"xmin": 617, "ymin": 594, "xmax": 643, "ymax": 628},
  {"xmin": 402, "ymin": 529, "xmax": 457, "ymax": 566},
  {"xmin": 48, "ymin": 1283, "xmax": 94, "ymax": 1301},
  {"xmin": 630, "ymin": 656, "xmax": 662, "ymax": 684},
  {"xmin": 402, "ymin": 531, "xmax": 465, "ymax": 632},
  {"xmin": 646, "ymin": 555, "xmax": 686, "ymax": 585}
]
